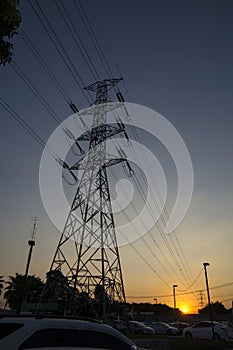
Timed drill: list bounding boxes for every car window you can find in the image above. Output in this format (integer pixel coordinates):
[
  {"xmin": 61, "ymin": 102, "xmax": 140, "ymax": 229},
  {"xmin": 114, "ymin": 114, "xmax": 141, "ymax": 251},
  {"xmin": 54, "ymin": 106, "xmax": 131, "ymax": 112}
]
[
  {"xmin": 202, "ymin": 323, "xmax": 212, "ymax": 328},
  {"xmin": 19, "ymin": 328, "xmax": 131, "ymax": 350},
  {"xmin": 0, "ymin": 323, "xmax": 24, "ymax": 340},
  {"xmin": 194, "ymin": 322, "xmax": 211, "ymax": 328},
  {"xmin": 81, "ymin": 330, "xmax": 131, "ymax": 350},
  {"xmin": 19, "ymin": 329, "xmax": 82, "ymax": 349}
]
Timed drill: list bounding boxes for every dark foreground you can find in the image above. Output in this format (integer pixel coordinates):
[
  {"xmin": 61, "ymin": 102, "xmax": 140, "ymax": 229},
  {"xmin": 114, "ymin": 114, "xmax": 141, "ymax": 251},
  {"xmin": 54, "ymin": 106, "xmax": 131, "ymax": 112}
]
[
  {"xmin": 133, "ymin": 336, "xmax": 233, "ymax": 350},
  {"xmin": 170, "ymin": 337, "xmax": 233, "ymax": 350}
]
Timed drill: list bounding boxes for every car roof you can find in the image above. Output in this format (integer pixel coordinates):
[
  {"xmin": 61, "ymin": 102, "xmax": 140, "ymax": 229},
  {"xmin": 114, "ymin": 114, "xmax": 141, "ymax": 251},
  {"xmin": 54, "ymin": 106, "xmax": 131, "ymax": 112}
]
[
  {"xmin": 0, "ymin": 317, "xmax": 90, "ymax": 326},
  {"xmin": 0, "ymin": 316, "xmax": 136, "ymax": 346}
]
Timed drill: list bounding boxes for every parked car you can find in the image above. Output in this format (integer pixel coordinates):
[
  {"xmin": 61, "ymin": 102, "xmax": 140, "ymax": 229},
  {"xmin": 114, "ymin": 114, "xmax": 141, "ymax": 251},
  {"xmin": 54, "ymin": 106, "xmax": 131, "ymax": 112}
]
[
  {"xmin": 219, "ymin": 321, "xmax": 233, "ymax": 339},
  {"xmin": 112, "ymin": 320, "xmax": 129, "ymax": 334},
  {"xmin": 149, "ymin": 322, "xmax": 179, "ymax": 336},
  {"xmin": 128, "ymin": 321, "xmax": 155, "ymax": 335},
  {"xmin": 0, "ymin": 316, "xmax": 141, "ymax": 350},
  {"xmin": 183, "ymin": 321, "xmax": 228, "ymax": 340},
  {"xmin": 169, "ymin": 322, "xmax": 189, "ymax": 335}
]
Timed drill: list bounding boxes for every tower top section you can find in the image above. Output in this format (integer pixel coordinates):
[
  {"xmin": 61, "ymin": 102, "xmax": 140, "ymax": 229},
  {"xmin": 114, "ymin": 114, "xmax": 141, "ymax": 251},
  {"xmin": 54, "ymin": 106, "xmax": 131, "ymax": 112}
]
[{"xmin": 84, "ymin": 78, "xmax": 123, "ymax": 105}]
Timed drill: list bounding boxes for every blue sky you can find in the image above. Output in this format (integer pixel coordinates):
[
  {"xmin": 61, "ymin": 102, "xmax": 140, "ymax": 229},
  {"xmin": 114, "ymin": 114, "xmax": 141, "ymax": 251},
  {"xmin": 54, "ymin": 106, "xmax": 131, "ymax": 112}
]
[{"xmin": 1, "ymin": 0, "xmax": 233, "ymax": 312}]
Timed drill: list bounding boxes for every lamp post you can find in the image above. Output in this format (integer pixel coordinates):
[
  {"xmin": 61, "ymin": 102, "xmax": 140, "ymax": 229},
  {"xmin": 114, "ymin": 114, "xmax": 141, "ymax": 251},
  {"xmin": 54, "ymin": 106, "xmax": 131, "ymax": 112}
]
[
  {"xmin": 154, "ymin": 298, "xmax": 158, "ymax": 320},
  {"xmin": 173, "ymin": 285, "xmax": 178, "ymax": 309},
  {"xmin": 203, "ymin": 262, "xmax": 214, "ymax": 339}
]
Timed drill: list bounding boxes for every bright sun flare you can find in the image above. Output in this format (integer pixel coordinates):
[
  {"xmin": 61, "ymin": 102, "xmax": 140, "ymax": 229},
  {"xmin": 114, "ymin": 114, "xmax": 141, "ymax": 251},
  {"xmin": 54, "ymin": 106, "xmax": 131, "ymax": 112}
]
[{"xmin": 181, "ymin": 307, "xmax": 188, "ymax": 314}]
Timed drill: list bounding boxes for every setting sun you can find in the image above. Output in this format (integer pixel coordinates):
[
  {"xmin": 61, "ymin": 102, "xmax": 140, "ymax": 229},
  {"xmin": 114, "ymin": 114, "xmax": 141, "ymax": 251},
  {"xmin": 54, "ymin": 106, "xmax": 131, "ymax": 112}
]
[{"xmin": 181, "ymin": 307, "xmax": 188, "ymax": 314}]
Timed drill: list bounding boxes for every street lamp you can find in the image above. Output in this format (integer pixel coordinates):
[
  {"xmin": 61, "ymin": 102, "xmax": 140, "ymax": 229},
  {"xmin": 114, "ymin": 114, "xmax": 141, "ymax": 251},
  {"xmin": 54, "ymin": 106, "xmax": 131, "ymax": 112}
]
[
  {"xmin": 173, "ymin": 284, "xmax": 178, "ymax": 309},
  {"xmin": 203, "ymin": 262, "xmax": 214, "ymax": 339},
  {"xmin": 154, "ymin": 298, "xmax": 158, "ymax": 321}
]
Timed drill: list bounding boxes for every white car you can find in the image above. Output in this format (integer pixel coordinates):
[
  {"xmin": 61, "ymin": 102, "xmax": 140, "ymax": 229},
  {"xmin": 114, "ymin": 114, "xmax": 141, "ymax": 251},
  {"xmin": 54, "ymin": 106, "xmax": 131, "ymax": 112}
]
[
  {"xmin": 219, "ymin": 321, "xmax": 233, "ymax": 339},
  {"xmin": 128, "ymin": 321, "xmax": 155, "ymax": 335},
  {"xmin": 183, "ymin": 321, "xmax": 228, "ymax": 340},
  {"xmin": 149, "ymin": 322, "xmax": 179, "ymax": 336},
  {"xmin": 0, "ymin": 316, "xmax": 141, "ymax": 350}
]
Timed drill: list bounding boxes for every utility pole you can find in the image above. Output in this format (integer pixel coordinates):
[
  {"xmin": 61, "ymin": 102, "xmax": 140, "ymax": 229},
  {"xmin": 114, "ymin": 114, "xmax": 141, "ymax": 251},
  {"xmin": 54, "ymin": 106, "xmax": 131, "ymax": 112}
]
[
  {"xmin": 232, "ymin": 300, "xmax": 233, "ymax": 324},
  {"xmin": 173, "ymin": 284, "xmax": 178, "ymax": 309},
  {"xmin": 45, "ymin": 79, "xmax": 132, "ymax": 321},
  {"xmin": 154, "ymin": 298, "xmax": 158, "ymax": 321},
  {"xmin": 203, "ymin": 262, "xmax": 214, "ymax": 339}
]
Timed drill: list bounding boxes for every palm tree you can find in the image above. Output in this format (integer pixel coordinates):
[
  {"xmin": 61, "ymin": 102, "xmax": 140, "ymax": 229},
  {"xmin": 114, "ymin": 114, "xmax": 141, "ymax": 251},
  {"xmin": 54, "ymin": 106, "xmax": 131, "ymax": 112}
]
[
  {"xmin": 0, "ymin": 276, "xmax": 4, "ymax": 295},
  {"xmin": 4, "ymin": 273, "xmax": 44, "ymax": 311}
]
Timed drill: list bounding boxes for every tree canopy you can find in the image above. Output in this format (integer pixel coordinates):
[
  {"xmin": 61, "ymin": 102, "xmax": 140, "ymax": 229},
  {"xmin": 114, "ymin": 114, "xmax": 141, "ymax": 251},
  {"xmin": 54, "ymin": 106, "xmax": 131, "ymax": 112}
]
[
  {"xmin": 4, "ymin": 273, "xmax": 44, "ymax": 311},
  {"xmin": 0, "ymin": 276, "xmax": 4, "ymax": 295},
  {"xmin": 0, "ymin": 0, "xmax": 21, "ymax": 65},
  {"xmin": 199, "ymin": 301, "xmax": 228, "ymax": 314}
]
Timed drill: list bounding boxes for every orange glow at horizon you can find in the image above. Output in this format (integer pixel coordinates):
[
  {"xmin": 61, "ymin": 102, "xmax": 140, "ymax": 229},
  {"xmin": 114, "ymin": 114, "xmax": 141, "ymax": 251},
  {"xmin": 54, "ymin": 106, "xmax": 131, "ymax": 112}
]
[
  {"xmin": 181, "ymin": 307, "xmax": 188, "ymax": 314},
  {"xmin": 179, "ymin": 304, "xmax": 199, "ymax": 314}
]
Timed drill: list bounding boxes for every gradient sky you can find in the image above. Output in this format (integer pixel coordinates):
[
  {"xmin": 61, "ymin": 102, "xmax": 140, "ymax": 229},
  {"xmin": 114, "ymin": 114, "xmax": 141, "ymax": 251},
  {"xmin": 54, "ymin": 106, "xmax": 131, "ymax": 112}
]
[{"xmin": 1, "ymin": 0, "xmax": 233, "ymax": 313}]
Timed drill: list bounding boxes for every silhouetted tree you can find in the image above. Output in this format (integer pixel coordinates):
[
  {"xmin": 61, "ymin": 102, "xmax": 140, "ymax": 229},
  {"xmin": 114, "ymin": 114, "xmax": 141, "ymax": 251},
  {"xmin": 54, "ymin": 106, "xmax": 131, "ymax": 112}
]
[
  {"xmin": 0, "ymin": 276, "xmax": 4, "ymax": 295},
  {"xmin": 43, "ymin": 270, "xmax": 70, "ymax": 302},
  {"xmin": 94, "ymin": 284, "xmax": 111, "ymax": 319},
  {"xmin": 75, "ymin": 292, "xmax": 97, "ymax": 318},
  {"xmin": 4, "ymin": 273, "xmax": 44, "ymax": 310},
  {"xmin": 41, "ymin": 269, "xmax": 74, "ymax": 315},
  {"xmin": 199, "ymin": 301, "xmax": 228, "ymax": 314},
  {"xmin": 0, "ymin": 0, "xmax": 21, "ymax": 65}
]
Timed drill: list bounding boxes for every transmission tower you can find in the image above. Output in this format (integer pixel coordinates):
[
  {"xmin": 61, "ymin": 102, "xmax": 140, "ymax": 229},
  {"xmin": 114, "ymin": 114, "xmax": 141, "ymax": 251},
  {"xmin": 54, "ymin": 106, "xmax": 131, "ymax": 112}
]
[
  {"xmin": 49, "ymin": 79, "xmax": 131, "ymax": 317},
  {"xmin": 198, "ymin": 290, "xmax": 205, "ymax": 309}
]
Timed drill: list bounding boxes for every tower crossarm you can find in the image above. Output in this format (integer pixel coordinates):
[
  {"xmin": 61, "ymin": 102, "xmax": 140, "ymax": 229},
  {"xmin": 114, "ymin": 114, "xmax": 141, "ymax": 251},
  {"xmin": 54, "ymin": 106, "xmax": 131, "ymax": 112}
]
[
  {"xmin": 78, "ymin": 102, "xmax": 123, "ymax": 117},
  {"xmin": 103, "ymin": 158, "xmax": 128, "ymax": 169},
  {"xmin": 84, "ymin": 78, "xmax": 123, "ymax": 93},
  {"xmin": 69, "ymin": 155, "xmax": 134, "ymax": 176},
  {"xmin": 77, "ymin": 123, "xmax": 125, "ymax": 144}
]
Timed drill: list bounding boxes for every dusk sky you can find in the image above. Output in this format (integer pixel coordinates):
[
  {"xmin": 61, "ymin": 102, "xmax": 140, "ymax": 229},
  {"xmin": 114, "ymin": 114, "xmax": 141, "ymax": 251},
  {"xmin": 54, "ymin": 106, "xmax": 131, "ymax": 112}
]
[{"xmin": 1, "ymin": 0, "xmax": 233, "ymax": 313}]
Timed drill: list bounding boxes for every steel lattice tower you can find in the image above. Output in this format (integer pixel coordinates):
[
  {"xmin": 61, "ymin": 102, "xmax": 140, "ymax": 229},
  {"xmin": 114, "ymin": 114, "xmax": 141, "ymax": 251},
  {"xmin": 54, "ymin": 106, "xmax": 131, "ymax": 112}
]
[{"xmin": 50, "ymin": 79, "xmax": 130, "ymax": 315}]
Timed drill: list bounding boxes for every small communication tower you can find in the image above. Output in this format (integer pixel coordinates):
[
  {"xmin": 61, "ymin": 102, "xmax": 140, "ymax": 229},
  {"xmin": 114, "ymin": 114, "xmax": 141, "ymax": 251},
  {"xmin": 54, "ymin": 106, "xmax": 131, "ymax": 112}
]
[
  {"xmin": 19, "ymin": 216, "xmax": 39, "ymax": 313},
  {"xmin": 24, "ymin": 217, "xmax": 38, "ymax": 277}
]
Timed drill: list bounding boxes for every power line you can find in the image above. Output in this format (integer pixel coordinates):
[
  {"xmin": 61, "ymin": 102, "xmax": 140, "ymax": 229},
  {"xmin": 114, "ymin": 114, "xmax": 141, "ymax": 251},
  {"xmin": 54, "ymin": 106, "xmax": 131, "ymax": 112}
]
[
  {"xmin": 107, "ymin": 168, "xmax": 171, "ymax": 288},
  {"xmin": 113, "ymin": 161, "xmax": 186, "ymax": 285},
  {"xmin": 74, "ymin": 0, "xmax": 114, "ymax": 78},
  {"xmin": 12, "ymin": 62, "xmax": 63, "ymax": 125},
  {"xmin": 0, "ymin": 97, "xmax": 56, "ymax": 159},
  {"xmin": 177, "ymin": 269, "xmax": 203, "ymax": 292},
  {"xmin": 113, "ymin": 118, "xmax": 195, "ymax": 290},
  {"xmin": 11, "ymin": 61, "xmax": 85, "ymax": 156},
  {"xmin": 109, "ymin": 168, "xmax": 173, "ymax": 287},
  {"xmin": 1, "ymin": 97, "xmax": 78, "ymax": 183},
  {"xmin": 54, "ymin": 0, "xmax": 101, "ymax": 82},
  {"xmin": 112, "ymin": 130, "xmax": 186, "ymax": 284},
  {"xmin": 126, "ymin": 281, "xmax": 233, "ymax": 299},
  {"xmin": 123, "ymin": 117, "xmax": 199, "ymax": 292},
  {"xmin": 28, "ymin": 0, "xmax": 92, "ymax": 104},
  {"xmin": 20, "ymin": 28, "xmax": 70, "ymax": 103}
]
